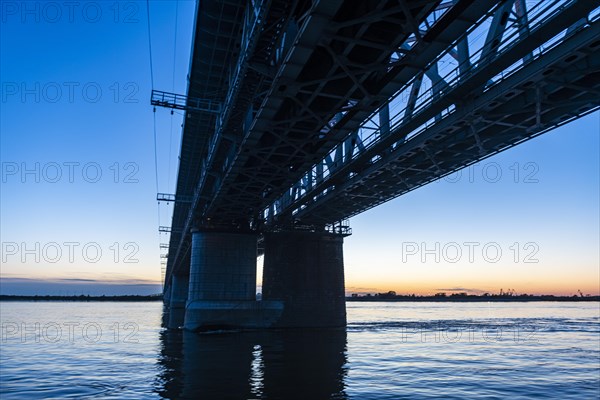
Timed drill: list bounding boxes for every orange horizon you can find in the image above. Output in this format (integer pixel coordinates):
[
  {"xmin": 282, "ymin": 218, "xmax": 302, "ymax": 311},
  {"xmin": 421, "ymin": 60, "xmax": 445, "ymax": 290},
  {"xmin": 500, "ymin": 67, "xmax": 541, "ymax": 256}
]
[
  {"xmin": 343, "ymin": 281, "xmax": 600, "ymax": 297},
  {"xmin": 2, "ymin": 274, "xmax": 598, "ymax": 297},
  {"xmin": 344, "ymin": 286, "xmax": 600, "ymax": 297}
]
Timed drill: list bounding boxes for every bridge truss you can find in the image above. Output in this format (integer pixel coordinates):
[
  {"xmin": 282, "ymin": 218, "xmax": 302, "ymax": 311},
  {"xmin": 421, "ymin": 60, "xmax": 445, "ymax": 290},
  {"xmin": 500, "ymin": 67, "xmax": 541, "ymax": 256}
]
[{"xmin": 157, "ymin": 0, "xmax": 600, "ymax": 281}]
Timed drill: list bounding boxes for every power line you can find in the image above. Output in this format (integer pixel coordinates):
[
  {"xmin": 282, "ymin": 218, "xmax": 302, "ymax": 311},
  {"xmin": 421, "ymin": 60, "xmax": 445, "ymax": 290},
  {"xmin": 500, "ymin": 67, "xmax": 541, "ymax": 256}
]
[
  {"xmin": 168, "ymin": 1, "xmax": 179, "ymax": 192},
  {"xmin": 172, "ymin": 1, "xmax": 179, "ymax": 89},
  {"xmin": 147, "ymin": 1, "xmax": 162, "ymax": 284},
  {"xmin": 146, "ymin": 0, "xmax": 159, "ymax": 195},
  {"xmin": 146, "ymin": 0, "xmax": 155, "ymax": 90},
  {"xmin": 152, "ymin": 111, "xmax": 160, "ymax": 196}
]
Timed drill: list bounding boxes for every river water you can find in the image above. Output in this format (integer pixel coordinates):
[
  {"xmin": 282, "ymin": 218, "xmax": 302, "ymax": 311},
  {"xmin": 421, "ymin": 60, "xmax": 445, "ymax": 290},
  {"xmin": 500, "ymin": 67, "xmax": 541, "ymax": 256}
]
[{"xmin": 0, "ymin": 301, "xmax": 598, "ymax": 399}]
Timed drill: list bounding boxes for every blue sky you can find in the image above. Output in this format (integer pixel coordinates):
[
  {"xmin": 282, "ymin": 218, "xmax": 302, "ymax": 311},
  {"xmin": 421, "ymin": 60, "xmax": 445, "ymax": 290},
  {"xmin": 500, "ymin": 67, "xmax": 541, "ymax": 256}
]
[{"xmin": 1, "ymin": 1, "xmax": 598, "ymax": 296}]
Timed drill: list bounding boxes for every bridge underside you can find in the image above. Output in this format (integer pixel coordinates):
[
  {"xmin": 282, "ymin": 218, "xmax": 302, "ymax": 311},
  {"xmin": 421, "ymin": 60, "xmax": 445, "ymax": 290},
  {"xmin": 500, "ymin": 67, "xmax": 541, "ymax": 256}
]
[
  {"xmin": 296, "ymin": 24, "xmax": 600, "ymax": 224},
  {"xmin": 159, "ymin": 0, "xmax": 600, "ymax": 330}
]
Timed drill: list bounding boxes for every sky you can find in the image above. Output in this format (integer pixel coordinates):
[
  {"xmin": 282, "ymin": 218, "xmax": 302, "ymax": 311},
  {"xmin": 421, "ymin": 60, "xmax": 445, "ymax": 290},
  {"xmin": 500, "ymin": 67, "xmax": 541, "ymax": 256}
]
[{"xmin": 1, "ymin": 1, "xmax": 598, "ymax": 296}]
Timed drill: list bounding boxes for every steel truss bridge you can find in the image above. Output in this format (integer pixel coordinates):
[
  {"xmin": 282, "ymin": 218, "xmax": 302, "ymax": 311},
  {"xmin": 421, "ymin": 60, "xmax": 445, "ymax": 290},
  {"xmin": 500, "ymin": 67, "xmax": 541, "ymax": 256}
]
[{"xmin": 154, "ymin": 0, "xmax": 600, "ymax": 285}]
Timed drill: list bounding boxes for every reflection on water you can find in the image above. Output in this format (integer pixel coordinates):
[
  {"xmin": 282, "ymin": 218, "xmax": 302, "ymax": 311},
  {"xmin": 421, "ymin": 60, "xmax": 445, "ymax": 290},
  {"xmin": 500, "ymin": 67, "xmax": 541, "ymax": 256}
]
[
  {"xmin": 1, "ymin": 302, "xmax": 598, "ymax": 399},
  {"xmin": 156, "ymin": 329, "xmax": 348, "ymax": 399}
]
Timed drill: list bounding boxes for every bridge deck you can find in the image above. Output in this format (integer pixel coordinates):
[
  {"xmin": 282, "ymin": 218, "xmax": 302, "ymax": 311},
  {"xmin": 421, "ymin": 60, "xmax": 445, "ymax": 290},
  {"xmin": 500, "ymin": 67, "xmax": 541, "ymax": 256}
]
[{"xmin": 163, "ymin": 0, "xmax": 600, "ymax": 279}]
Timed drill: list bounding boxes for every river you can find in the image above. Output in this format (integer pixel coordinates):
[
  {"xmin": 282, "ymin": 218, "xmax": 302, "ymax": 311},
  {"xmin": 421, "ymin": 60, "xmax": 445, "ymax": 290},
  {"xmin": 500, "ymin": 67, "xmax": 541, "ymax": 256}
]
[{"xmin": 0, "ymin": 301, "xmax": 598, "ymax": 399}]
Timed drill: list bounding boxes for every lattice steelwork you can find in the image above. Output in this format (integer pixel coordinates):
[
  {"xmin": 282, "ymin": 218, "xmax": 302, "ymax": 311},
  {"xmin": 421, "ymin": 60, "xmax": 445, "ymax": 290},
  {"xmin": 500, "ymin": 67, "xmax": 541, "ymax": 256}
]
[
  {"xmin": 160, "ymin": 0, "xmax": 600, "ymax": 283},
  {"xmin": 267, "ymin": 0, "xmax": 600, "ymax": 225}
]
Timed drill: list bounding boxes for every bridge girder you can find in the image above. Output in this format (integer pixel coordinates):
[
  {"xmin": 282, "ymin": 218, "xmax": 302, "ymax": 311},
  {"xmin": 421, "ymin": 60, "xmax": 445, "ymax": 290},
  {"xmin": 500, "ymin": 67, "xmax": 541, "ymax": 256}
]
[
  {"xmin": 266, "ymin": 0, "xmax": 600, "ymax": 225},
  {"xmin": 295, "ymin": 25, "xmax": 600, "ymax": 224},
  {"xmin": 163, "ymin": 0, "xmax": 600, "ymax": 283}
]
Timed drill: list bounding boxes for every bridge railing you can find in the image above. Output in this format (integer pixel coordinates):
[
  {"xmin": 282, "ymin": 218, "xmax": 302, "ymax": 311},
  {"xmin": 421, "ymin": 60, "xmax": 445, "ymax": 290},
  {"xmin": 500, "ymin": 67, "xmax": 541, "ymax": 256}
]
[
  {"xmin": 216, "ymin": 0, "xmax": 269, "ymax": 137},
  {"xmin": 150, "ymin": 89, "xmax": 221, "ymax": 114},
  {"xmin": 260, "ymin": 218, "xmax": 352, "ymax": 236},
  {"xmin": 182, "ymin": 0, "xmax": 270, "ymax": 232},
  {"xmin": 263, "ymin": 0, "xmax": 599, "ymax": 224}
]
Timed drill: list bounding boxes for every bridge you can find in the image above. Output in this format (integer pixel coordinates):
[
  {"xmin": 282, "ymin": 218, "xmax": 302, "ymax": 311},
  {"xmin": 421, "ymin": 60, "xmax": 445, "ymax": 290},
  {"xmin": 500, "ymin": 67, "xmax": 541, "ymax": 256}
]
[{"xmin": 154, "ymin": 0, "xmax": 600, "ymax": 330}]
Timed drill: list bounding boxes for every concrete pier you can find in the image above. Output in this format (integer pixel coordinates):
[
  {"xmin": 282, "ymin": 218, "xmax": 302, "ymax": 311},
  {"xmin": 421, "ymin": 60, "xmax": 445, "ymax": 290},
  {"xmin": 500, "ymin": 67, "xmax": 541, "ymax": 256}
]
[
  {"xmin": 161, "ymin": 283, "xmax": 172, "ymax": 328},
  {"xmin": 262, "ymin": 231, "xmax": 346, "ymax": 328},
  {"xmin": 184, "ymin": 230, "xmax": 282, "ymax": 330},
  {"xmin": 162, "ymin": 282, "xmax": 172, "ymax": 308},
  {"xmin": 168, "ymin": 273, "xmax": 189, "ymax": 329},
  {"xmin": 164, "ymin": 229, "xmax": 346, "ymax": 330}
]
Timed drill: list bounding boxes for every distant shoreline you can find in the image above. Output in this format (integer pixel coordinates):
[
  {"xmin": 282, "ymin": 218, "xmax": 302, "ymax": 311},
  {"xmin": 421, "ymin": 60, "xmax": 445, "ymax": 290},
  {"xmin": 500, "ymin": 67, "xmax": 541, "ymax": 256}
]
[
  {"xmin": 347, "ymin": 295, "xmax": 600, "ymax": 302},
  {"xmin": 0, "ymin": 295, "xmax": 163, "ymax": 302},
  {"xmin": 0, "ymin": 294, "xmax": 598, "ymax": 302}
]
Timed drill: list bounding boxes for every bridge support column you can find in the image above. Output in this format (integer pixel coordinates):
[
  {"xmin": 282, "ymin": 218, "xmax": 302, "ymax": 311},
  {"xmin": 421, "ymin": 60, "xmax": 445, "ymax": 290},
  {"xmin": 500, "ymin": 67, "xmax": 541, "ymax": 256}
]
[
  {"xmin": 167, "ymin": 273, "xmax": 189, "ymax": 329},
  {"xmin": 161, "ymin": 282, "xmax": 172, "ymax": 327},
  {"xmin": 262, "ymin": 231, "xmax": 346, "ymax": 328},
  {"xmin": 162, "ymin": 282, "xmax": 172, "ymax": 308},
  {"xmin": 184, "ymin": 230, "xmax": 282, "ymax": 330}
]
